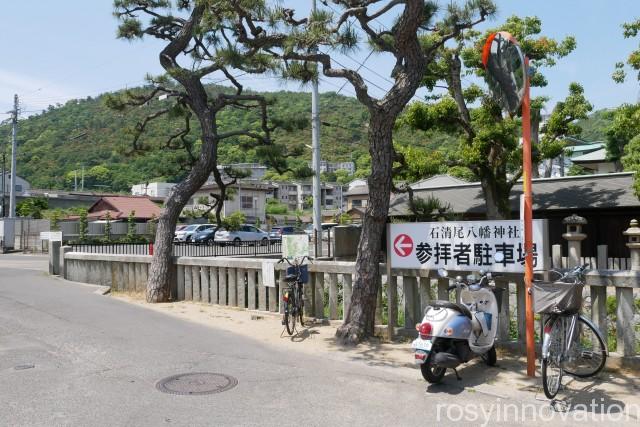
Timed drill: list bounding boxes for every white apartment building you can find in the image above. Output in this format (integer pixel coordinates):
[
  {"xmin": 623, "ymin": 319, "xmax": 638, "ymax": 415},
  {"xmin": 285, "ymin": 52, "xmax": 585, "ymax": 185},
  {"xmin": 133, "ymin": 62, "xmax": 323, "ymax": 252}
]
[
  {"xmin": 131, "ymin": 182, "xmax": 176, "ymax": 198},
  {"xmin": 307, "ymin": 161, "xmax": 355, "ymax": 175},
  {"xmin": 215, "ymin": 163, "xmax": 268, "ymax": 180},
  {"xmin": 275, "ymin": 182, "xmax": 345, "ymax": 212},
  {"xmin": 184, "ymin": 180, "xmax": 276, "ymax": 223}
]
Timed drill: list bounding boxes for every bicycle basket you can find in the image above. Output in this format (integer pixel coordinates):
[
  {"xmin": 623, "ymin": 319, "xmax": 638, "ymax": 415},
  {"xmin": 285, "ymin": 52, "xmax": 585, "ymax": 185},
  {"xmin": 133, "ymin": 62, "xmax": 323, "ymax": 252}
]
[
  {"xmin": 532, "ymin": 281, "xmax": 583, "ymax": 314},
  {"xmin": 285, "ymin": 264, "xmax": 309, "ymax": 284}
]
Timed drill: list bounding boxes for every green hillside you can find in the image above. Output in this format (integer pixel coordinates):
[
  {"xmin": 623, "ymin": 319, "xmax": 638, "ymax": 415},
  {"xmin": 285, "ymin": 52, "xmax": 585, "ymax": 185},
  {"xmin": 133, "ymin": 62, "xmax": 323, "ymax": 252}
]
[
  {"xmin": 574, "ymin": 108, "xmax": 614, "ymax": 142},
  {"xmin": 0, "ymin": 85, "xmax": 452, "ymax": 192}
]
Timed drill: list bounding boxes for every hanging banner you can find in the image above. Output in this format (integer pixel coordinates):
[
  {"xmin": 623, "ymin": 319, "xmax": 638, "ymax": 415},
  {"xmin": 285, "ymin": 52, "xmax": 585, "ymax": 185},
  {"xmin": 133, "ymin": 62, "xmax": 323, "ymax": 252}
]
[
  {"xmin": 389, "ymin": 220, "xmax": 548, "ymax": 273},
  {"xmin": 261, "ymin": 260, "xmax": 277, "ymax": 288}
]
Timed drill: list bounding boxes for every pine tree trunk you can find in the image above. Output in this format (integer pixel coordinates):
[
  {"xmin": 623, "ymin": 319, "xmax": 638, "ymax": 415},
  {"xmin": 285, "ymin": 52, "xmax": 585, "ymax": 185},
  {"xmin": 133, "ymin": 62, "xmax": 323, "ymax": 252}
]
[
  {"xmin": 480, "ymin": 176, "xmax": 510, "ymax": 220},
  {"xmin": 146, "ymin": 160, "xmax": 214, "ymax": 302},
  {"xmin": 336, "ymin": 113, "xmax": 394, "ymax": 344},
  {"xmin": 147, "ymin": 118, "xmax": 217, "ymax": 302}
]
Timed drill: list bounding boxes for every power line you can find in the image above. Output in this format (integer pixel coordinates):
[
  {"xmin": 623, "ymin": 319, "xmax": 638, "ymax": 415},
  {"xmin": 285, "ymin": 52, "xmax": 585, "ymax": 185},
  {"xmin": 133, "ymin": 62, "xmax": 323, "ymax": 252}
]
[{"xmin": 317, "ymin": 1, "xmax": 427, "ymax": 103}]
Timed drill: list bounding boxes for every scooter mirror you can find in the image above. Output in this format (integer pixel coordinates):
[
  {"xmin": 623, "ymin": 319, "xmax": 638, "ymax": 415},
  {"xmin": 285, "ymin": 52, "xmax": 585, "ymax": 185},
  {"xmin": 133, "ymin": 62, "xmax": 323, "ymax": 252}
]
[
  {"xmin": 494, "ymin": 252, "xmax": 505, "ymax": 263},
  {"xmin": 437, "ymin": 268, "xmax": 448, "ymax": 278}
]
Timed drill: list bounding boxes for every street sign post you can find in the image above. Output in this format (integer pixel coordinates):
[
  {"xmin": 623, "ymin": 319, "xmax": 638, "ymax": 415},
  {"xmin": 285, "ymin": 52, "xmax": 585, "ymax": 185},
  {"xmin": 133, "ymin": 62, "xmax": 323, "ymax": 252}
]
[{"xmin": 482, "ymin": 31, "xmax": 536, "ymax": 376}]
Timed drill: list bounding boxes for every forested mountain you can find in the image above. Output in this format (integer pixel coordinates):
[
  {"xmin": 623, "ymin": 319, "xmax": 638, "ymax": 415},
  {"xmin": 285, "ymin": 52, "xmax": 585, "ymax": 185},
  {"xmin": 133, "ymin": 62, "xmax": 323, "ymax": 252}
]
[
  {"xmin": 1, "ymin": 80, "xmax": 612, "ymax": 194},
  {"xmin": 0, "ymin": 84, "xmax": 455, "ymax": 192},
  {"xmin": 575, "ymin": 109, "xmax": 614, "ymax": 142}
]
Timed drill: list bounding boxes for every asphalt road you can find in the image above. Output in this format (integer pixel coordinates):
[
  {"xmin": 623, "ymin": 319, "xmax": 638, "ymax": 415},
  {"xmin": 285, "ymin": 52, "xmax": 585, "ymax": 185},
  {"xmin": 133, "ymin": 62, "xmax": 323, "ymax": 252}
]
[{"xmin": 0, "ymin": 255, "xmax": 635, "ymax": 427}]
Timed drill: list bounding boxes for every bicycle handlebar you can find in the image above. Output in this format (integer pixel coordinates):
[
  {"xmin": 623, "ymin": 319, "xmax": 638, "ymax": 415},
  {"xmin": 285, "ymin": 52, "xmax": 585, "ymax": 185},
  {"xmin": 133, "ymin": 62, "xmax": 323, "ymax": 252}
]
[
  {"xmin": 278, "ymin": 256, "xmax": 312, "ymax": 266},
  {"xmin": 548, "ymin": 264, "xmax": 589, "ymax": 282}
]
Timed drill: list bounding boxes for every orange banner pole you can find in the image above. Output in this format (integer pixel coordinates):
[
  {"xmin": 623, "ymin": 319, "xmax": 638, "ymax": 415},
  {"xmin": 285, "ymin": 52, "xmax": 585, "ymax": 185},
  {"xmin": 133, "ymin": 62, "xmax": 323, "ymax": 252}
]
[{"xmin": 522, "ymin": 57, "xmax": 536, "ymax": 377}]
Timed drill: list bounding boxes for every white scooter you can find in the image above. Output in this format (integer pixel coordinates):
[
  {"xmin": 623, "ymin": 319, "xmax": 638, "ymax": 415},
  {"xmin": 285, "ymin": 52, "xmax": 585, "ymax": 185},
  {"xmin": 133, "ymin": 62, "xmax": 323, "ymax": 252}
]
[{"xmin": 412, "ymin": 253, "xmax": 505, "ymax": 383}]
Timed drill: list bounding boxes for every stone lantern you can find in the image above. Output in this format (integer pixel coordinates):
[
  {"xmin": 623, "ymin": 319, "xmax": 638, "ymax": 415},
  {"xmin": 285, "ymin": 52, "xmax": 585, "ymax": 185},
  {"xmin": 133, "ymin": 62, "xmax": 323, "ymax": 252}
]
[
  {"xmin": 619, "ymin": 219, "xmax": 640, "ymax": 356},
  {"xmin": 623, "ymin": 219, "xmax": 640, "ymax": 271},
  {"xmin": 562, "ymin": 214, "xmax": 587, "ymax": 268}
]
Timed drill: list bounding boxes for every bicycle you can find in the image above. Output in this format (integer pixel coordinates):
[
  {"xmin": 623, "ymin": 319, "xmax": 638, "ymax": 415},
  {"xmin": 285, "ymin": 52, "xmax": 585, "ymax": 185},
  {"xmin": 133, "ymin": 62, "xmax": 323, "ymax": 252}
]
[
  {"xmin": 536, "ymin": 265, "xmax": 607, "ymax": 399},
  {"xmin": 278, "ymin": 256, "xmax": 310, "ymax": 336}
]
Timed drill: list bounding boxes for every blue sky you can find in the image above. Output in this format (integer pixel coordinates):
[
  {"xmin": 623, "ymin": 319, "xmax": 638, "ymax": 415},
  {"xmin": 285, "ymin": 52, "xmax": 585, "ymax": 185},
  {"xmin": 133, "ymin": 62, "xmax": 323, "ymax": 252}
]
[{"xmin": 1, "ymin": 1, "xmax": 639, "ymax": 118}]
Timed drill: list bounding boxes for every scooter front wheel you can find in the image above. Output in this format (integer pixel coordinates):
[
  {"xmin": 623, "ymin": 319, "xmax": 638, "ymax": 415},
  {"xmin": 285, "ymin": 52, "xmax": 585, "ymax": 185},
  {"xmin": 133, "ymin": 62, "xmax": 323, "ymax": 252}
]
[{"xmin": 420, "ymin": 352, "xmax": 446, "ymax": 383}]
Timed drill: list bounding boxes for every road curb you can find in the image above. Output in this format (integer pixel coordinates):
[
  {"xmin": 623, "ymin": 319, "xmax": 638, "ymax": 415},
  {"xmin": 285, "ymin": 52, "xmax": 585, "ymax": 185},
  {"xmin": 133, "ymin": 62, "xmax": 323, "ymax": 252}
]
[{"xmin": 48, "ymin": 274, "xmax": 111, "ymax": 295}]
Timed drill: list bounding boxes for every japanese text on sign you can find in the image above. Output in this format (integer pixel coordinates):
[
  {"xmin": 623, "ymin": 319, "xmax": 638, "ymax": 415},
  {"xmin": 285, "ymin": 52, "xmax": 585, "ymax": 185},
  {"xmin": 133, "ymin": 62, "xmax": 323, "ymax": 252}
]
[{"xmin": 389, "ymin": 220, "xmax": 548, "ymax": 273}]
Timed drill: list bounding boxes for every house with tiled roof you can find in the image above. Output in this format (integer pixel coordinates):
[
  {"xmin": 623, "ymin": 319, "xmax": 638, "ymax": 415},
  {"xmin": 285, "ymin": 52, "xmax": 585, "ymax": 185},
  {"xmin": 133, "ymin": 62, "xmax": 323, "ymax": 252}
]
[{"xmin": 78, "ymin": 196, "xmax": 162, "ymax": 221}]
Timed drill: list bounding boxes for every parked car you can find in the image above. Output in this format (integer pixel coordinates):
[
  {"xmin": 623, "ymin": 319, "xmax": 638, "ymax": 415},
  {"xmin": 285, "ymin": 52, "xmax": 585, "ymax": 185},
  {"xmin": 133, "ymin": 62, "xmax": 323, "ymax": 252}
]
[
  {"xmin": 174, "ymin": 224, "xmax": 214, "ymax": 243},
  {"xmin": 268, "ymin": 225, "xmax": 305, "ymax": 242},
  {"xmin": 192, "ymin": 227, "xmax": 219, "ymax": 245},
  {"xmin": 215, "ymin": 224, "xmax": 269, "ymax": 245}
]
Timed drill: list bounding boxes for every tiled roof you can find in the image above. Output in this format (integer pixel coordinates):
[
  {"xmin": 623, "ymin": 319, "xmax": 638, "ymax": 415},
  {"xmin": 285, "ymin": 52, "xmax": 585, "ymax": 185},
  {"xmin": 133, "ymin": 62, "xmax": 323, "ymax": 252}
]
[
  {"xmin": 389, "ymin": 172, "xmax": 638, "ymax": 216},
  {"xmin": 411, "ymin": 175, "xmax": 467, "ymax": 189},
  {"xmin": 571, "ymin": 148, "xmax": 608, "ymax": 163},
  {"xmin": 90, "ymin": 196, "xmax": 162, "ymax": 220},
  {"xmin": 345, "ymin": 185, "xmax": 369, "ymax": 196}
]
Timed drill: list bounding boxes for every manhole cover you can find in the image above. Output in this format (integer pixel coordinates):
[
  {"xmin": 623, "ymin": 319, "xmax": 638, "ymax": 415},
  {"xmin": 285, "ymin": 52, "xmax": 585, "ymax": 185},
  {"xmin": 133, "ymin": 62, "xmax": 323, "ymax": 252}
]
[{"xmin": 156, "ymin": 373, "xmax": 238, "ymax": 395}]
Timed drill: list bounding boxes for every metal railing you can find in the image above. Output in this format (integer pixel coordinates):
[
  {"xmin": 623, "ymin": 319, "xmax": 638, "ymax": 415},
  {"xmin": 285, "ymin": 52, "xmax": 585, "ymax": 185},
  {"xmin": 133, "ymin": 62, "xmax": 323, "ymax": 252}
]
[
  {"xmin": 70, "ymin": 241, "xmax": 282, "ymax": 257},
  {"xmin": 172, "ymin": 240, "xmax": 281, "ymax": 257},
  {"xmin": 70, "ymin": 243, "xmax": 152, "ymax": 255}
]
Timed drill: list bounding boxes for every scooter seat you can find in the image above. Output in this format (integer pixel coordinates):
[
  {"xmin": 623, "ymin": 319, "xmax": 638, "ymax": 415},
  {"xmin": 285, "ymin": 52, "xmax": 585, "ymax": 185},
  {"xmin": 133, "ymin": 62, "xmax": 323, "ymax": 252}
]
[{"xmin": 429, "ymin": 300, "xmax": 472, "ymax": 319}]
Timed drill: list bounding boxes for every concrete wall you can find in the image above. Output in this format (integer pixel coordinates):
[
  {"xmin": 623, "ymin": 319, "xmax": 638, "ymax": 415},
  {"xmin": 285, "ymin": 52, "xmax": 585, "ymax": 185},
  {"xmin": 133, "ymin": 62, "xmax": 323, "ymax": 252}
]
[
  {"xmin": 60, "ymin": 250, "xmax": 640, "ymax": 368},
  {"xmin": 64, "ymin": 253, "xmax": 152, "ymax": 293}
]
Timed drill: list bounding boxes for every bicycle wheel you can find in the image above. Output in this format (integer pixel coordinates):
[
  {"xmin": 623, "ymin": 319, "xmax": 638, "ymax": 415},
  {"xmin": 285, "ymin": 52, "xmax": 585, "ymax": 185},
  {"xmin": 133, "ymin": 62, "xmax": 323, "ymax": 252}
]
[
  {"xmin": 563, "ymin": 316, "xmax": 607, "ymax": 378},
  {"xmin": 542, "ymin": 317, "xmax": 564, "ymax": 399},
  {"xmin": 283, "ymin": 290, "xmax": 296, "ymax": 336},
  {"xmin": 297, "ymin": 284, "xmax": 305, "ymax": 327}
]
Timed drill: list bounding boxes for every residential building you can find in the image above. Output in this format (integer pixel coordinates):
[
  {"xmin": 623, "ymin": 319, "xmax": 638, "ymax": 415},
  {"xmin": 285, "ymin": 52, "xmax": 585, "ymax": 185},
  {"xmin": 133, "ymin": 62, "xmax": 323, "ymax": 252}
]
[
  {"xmin": 570, "ymin": 147, "xmax": 617, "ymax": 174},
  {"xmin": 185, "ymin": 180, "xmax": 275, "ymax": 223},
  {"xmin": 276, "ymin": 183, "xmax": 300, "ymax": 210},
  {"xmin": 539, "ymin": 137, "xmax": 617, "ymax": 177},
  {"xmin": 67, "ymin": 196, "xmax": 163, "ymax": 221},
  {"xmin": 215, "ymin": 163, "xmax": 268, "ymax": 180},
  {"xmin": 344, "ymin": 183, "xmax": 369, "ymax": 211},
  {"xmin": 131, "ymin": 182, "xmax": 176, "ymax": 198},
  {"xmin": 0, "ymin": 171, "xmax": 31, "ymax": 194},
  {"xmin": 308, "ymin": 160, "xmax": 355, "ymax": 175},
  {"xmin": 0, "ymin": 172, "xmax": 32, "ymax": 216},
  {"xmin": 274, "ymin": 182, "xmax": 345, "ymax": 212}
]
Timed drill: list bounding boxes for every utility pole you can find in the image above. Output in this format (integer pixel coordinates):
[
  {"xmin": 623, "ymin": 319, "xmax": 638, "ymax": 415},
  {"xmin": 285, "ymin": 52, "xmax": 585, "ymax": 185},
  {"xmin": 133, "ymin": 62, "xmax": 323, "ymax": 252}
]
[
  {"xmin": 1, "ymin": 153, "xmax": 5, "ymax": 217},
  {"xmin": 8, "ymin": 94, "xmax": 18, "ymax": 218},
  {"xmin": 81, "ymin": 164, "xmax": 85, "ymax": 191},
  {"xmin": 74, "ymin": 170, "xmax": 78, "ymax": 192},
  {"xmin": 311, "ymin": 0, "xmax": 323, "ymax": 256}
]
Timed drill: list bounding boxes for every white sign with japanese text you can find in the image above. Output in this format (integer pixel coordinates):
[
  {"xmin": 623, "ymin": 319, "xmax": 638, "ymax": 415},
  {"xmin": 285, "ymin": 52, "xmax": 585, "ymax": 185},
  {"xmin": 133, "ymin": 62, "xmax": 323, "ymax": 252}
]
[
  {"xmin": 389, "ymin": 220, "xmax": 548, "ymax": 273},
  {"xmin": 40, "ymin": 231, "xmax": 62, "ymax": 242}
]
